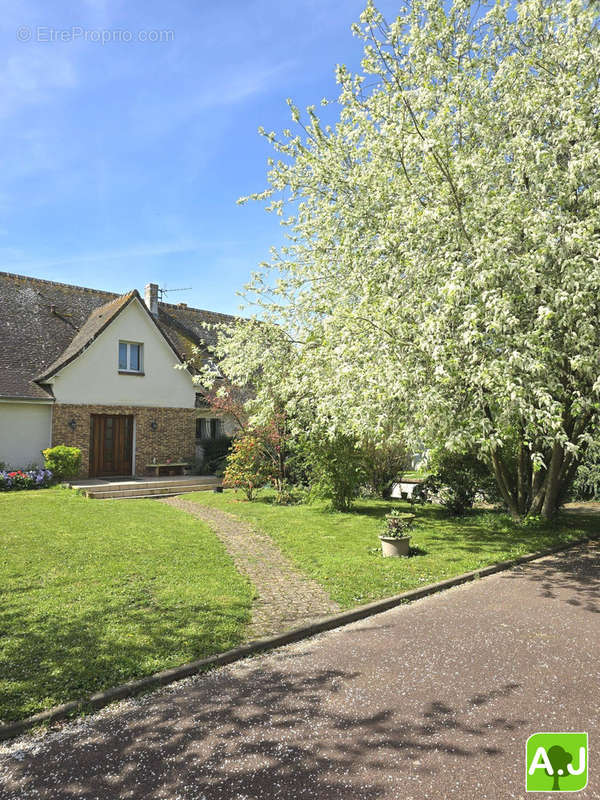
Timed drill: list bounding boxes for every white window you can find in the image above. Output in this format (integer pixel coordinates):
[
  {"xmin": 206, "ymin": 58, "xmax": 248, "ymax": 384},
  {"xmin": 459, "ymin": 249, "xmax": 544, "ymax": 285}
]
[{"xmin": 118, "ymin": 341, "xmax": 143, "ymax": 373}]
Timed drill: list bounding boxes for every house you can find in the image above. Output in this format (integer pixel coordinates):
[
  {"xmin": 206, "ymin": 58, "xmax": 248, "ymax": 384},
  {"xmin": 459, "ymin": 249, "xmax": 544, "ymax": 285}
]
[{"xmin": 0, "ymin": 271, "xmax": 236, "ymax": 477}]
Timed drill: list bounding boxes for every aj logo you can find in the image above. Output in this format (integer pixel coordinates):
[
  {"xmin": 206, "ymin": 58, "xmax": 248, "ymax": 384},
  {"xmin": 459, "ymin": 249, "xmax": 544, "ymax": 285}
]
[{"xmin": 526, "ymin": 732, "xmax": 588, "ymax": 792}]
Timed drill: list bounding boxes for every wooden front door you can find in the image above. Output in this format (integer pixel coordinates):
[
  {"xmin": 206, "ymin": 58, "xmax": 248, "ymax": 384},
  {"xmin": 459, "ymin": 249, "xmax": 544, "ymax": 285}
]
[{"xmin": 90, "ymin": 415, "xmax": 133, "ymax": 477}]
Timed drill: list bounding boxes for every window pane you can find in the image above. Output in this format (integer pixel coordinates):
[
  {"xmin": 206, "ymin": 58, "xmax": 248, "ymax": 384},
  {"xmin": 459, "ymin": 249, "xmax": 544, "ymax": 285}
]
[
  {"xmin": 130, "ymin": 344, "xmax": 140, "ymax": 371},
  {"xmin": 118, "ymin": 342, "xmax": 128, "ymax": 370}
]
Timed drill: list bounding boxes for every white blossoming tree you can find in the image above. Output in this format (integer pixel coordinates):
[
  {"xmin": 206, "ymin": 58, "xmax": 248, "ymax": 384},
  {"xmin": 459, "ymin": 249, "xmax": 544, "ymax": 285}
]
[{"xmin": 204, "ymin": 0, "xmax": 600, "ymax": 520}]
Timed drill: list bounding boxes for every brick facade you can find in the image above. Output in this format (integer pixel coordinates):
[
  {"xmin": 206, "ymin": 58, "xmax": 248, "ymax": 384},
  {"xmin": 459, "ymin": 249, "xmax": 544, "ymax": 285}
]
[{"xmin": 52, "ymin": 403, "xmax": 196, "ymax": 477}]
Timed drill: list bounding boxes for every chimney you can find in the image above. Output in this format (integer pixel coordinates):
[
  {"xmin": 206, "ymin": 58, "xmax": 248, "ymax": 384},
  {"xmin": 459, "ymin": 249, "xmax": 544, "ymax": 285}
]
[{"xmin": 144, "ymin": 283, "xmax": 159, "ymax": 316}]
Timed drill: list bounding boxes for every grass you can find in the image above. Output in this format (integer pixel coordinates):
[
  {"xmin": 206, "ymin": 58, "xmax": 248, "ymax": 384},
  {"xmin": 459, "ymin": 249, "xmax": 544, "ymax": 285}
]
[
  {"xmin": 186, "ymin": 489, "xmax": 597, "ymax": 608},
  {"xmin": 0, "ymin": 488, "xmax": 253, "ymax": 723},
  {"xmin": 3, "ymin": 486, "xmax": 595, "ymax": 725}
]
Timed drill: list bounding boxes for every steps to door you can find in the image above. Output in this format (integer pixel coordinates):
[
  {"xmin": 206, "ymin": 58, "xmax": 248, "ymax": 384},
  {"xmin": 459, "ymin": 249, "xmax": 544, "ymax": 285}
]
[{"xmin": 79, "ymin": 477, "xmax": 221, "ymax": 500}]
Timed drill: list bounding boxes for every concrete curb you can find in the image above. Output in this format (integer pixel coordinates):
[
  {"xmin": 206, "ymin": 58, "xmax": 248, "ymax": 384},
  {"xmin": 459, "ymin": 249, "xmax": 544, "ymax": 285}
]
[{"xmin": 0, "ymin": 534, "xmax": 596, "ymax": 742}]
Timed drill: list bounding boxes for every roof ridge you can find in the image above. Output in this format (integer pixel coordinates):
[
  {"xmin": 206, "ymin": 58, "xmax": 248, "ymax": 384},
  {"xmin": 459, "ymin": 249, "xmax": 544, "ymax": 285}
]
[
  {"xmin": 0, "ymin": 272, "xmax": 236, "ymax": 317},
  {"xmin": 0, "ymin": 270, "xmax": 119, "ymax": 297},
  {"xmin": 158, "ymin": 299, "xmax": 235, "ymax": 318},
  {"xmin": 97, "ymin": 288, "xmax": 139, "ymax": 307}
]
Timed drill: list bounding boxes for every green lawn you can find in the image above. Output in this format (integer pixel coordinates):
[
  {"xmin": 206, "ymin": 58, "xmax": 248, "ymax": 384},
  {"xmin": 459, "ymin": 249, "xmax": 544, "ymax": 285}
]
[
  {"xmin": 0, "ymin": 489, "xmax": 253, "ymax": 723},
  {"xmin": 3, "ymin": 487, "xmax": 595, "ymax": 725},
  {"xmin": 186, "ymin": 489, "xmax": 597, "ymax": 608}
]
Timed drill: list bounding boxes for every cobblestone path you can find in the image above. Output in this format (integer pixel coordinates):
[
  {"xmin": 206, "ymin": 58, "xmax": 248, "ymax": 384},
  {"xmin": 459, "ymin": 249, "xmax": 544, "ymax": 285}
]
[{"xmin": 160, "ymin": 497, "xmax": 340, "ymax": 638}]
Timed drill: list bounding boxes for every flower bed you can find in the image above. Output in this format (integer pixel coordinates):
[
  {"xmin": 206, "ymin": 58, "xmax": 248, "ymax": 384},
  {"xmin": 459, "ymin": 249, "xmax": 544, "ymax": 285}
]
[{"xmin": 0, "ymin": 469, "xmax": 53, "ymax": 491}]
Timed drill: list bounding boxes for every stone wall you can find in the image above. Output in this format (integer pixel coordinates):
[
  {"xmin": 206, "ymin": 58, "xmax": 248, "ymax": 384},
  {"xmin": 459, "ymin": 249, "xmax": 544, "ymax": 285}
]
[{"xmin": 52, "ymin": 403, "xmax": 196, "ymax": 477}]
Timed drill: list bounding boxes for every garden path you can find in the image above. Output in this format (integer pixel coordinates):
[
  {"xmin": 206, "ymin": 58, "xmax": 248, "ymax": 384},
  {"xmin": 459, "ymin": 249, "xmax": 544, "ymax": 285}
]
[{"xmin": 159, "ymin": 496, "xmax": 340, "ymax": 638}]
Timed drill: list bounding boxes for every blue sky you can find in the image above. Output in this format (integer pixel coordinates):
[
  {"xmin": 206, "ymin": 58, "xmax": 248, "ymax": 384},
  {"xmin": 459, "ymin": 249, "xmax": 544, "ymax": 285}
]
[{"xmin": 0, "ymin": 0, "xmax": 399, "ymax": 314}]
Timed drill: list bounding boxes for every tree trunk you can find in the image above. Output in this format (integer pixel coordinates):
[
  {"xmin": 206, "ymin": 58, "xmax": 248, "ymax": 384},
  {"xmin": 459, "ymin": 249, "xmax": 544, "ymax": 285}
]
[
  {"xmin": 559, "ymin": 452, "xmax": 580, "ymax": 504},
  {"xmin": 528, "ymin": 469, "xmax": 546, "ymax": 516},
  {"xmin": 485, "ymin": 406, "xmax": 590, "ymax": 520},
  {"xmin": 490, "ymin": 448, "xmax": 520, "ymax": 520},
  {"xmin": 540, "ymin": 440, "xmax": 565, "ymax": 519},
  {"xmin": 517, "ymin": 442, "xmax": 530, "ymax": 516}
]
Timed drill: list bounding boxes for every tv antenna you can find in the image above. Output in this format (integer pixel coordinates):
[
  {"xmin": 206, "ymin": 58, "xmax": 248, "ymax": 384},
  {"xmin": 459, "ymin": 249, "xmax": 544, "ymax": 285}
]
[{"xmin": 158, "ymin": 286, "xmax": 192, "ymax": 301}]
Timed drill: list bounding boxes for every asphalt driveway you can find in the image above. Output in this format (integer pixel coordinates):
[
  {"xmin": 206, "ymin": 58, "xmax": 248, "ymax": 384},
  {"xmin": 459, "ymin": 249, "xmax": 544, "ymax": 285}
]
[{"xmin": 0, "ymin": 543, "xmax": 598, "ymax": 799}]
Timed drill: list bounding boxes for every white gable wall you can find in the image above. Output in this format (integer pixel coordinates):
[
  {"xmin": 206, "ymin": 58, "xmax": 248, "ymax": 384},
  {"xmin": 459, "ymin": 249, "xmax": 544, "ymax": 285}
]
[
  {"xmin": 0, "ymin": 401, "xmax": 52, "ymax": 469},
  {"xmin": 49, "ymin": 299, "xmax": 195, "ymax": 408}
]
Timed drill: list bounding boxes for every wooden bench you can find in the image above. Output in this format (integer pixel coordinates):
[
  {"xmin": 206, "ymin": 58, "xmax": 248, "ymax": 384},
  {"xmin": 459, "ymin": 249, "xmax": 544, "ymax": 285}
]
[{"xmin": 146, "ymin": 462, "xmax": 189, "ymax": 477}]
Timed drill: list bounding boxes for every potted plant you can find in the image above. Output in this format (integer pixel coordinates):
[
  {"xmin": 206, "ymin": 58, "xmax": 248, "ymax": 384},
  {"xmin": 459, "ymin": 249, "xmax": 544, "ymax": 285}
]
[{"xmin": 379, "ymin": 509, "xmax": 415, "ymax": 557}]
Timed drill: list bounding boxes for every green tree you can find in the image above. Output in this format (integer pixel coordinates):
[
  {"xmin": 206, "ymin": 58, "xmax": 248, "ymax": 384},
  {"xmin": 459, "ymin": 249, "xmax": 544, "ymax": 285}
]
[
  {"xmin": 303, "ymin": 432, "xmax": 366, "ymax": 511},
  {"xmin": 204, "ymin": 0, "xmax": 600, "ymax": 520},
  {"xmin": 222, "ymin": 434, "xmax": 273, "ymax": 501}
]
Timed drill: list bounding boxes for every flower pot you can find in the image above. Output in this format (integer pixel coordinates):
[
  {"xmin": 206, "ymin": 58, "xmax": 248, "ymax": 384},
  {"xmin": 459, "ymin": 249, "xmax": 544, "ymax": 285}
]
[{"xmin": 379, "ymin": 535, "xmax": 410, "ymax": 557}]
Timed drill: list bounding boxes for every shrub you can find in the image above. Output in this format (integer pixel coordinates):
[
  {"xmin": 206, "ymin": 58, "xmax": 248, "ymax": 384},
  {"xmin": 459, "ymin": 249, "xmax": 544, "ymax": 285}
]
[
  {"xmin": 304, "ymin": 433, "xmax": 366, "ymax": 512},
  {"xmin": 409, "ymin": 481, "xmax": 431, "ymax": 508},
  {"xmin": 362, "ymin": 439, "xmax": 411, "ymax": 498},
  {"xmin": 42, "ymin": 445, "xmax": 81, "ymax": 481},
  {"xmin": 223, "ymin": 434, "xmax": 273, "ymax": 500},
  {"xmin": 0, "ymin": 468, "xmax": 53, "ymax": 491},
  {"xmin": 253, "ymin": 412, "xmax": 292, "ymax": 504},
  {"xmin": 418, "ymin": 450, "xmax": 498, "ymax": 516}
]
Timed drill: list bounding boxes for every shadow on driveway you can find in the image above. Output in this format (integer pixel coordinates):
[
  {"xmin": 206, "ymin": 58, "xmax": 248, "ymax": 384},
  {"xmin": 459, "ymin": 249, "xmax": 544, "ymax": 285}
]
[
  {"xmin": 1, "ymin": 668, "xmax": 525, "ymax": 800},
  {"xmin": 500, "ymin": 542, "xmax": 600, "ymax": 614}
]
